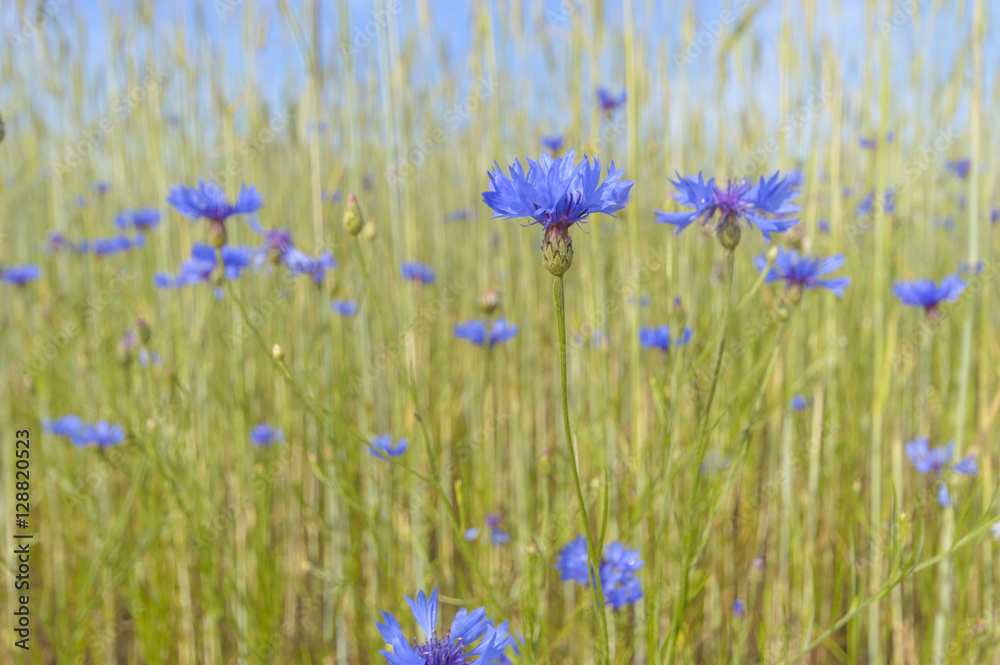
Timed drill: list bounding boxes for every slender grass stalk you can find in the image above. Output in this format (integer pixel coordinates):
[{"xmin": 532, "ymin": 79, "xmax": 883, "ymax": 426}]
[{"xmin": 554, "ymin": 274, "xmax": 610, "ymax": 664}]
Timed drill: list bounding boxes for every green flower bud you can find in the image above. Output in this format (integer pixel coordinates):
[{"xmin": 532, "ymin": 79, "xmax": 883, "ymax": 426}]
[
  {"xmin": 542, "ymin": 227, "xmax": 574, "ymax": 277},
  {"xmin": 343, "ymin": 194, "xmax": 364, "ymax": 236}
]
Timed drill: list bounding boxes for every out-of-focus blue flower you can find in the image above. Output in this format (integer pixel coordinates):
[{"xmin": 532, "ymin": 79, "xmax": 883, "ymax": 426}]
[
  {"xmin": 818, "ymin": 219, "xmax": 831, "ymax": 234},
  {"xmin": 655, "ymin": 170, "xmax": 801, "ymax": 242},
  {"xmin": 753, "ymin": 247, "xmax": 850, "ymax": 297},
  {"xmin": 369, "ymin": 435, "xmax": 408, "ymax": 460},
  {"xmin": 248, "ymin": 218, "xmax": 293, "ymax": 267},
  {"xmin": 485, "ymin": 514, "xmax": 510, "ymax": 546},
  {"xmin": 115, "ymin": 208, "xmax": 162, "ymax": 231},
  {"xmin": 331, "ymin": 300, "xmax": 358, "ymax": 316},
  {"xmin": 401, "ymin": 261, "xmax": 436, "ymax": 284},
  {"xmin": 74, "ymin": 195, "xmax": 87, "ymax": 207},
  {"xmin": 937, "ymin": 482, "xmax": 951, "ymax": 507},
  {"xmin": 596, "ymin": 86, "xmax": 626, "ymax": 112},
  {"xmin": 154, "ymin": 243, "xmax": 253, "ymax": 298},
  {"xmin": 639, "ymin": 325, "xmax": 692, "ymax": 352},
  {"xmin": 1, "ymin": 264, "xmax": 41, "ymax": 286},
  {"xmin": 892, "ymin": 274, "xmax": 966, "ymax": 313},
  {"xmin": 166, "ymin": 179, "xmax": 262, "ymax": 224},
  {"xmin": 447, "ymin": 209, "xmax": 473, "ymax": 222},
  {"xmin": 960, "ymin": 261, "xmax": 984, "ymax": 276},
  {"xmin": 283, "ymin": 248, "xmax": 335, "ymax": 286},
  {"xmin": 46, "ymin": 416, "xmax": 124, "ymax": 448},
  {"xmin": 92, "ymin": 181, "xmax": 112, "ymax": 194},
  {"xmin": 946, "ymin": 159, "xmax": 971, "ymax": 180},
  {"xmin": 322, "ymin": 190, "xmax": 342, "ymax": 203},
  {"xmin": 464, "ymin": 528, "xmax": 481, "ymax": 542},
  {"xmin": 556, "ymin": 536, "xmax": 644, "ymax": 608},
  {"xmin": 46, "ymin": 231, "xmax": 73, "ymax": 253},
  {"xmin": 79, "ymin": 234, "xmax": 146, "ymax": 257},
  {"xmin": 953, "ymin": 455, "xmax": 978, "ymax": 476},
  {"xmin": 483, "ymin": 149, "xmax": 634, "ymax": 233},
  {"xmin": 599, "ymin": 541, "xmax": 644, "ymax": 609},
  {"xmin": 375, "ymin": 588, "xmax": 516, "ymax": 665},
  {"xmin": 628, "ymin": 294, "xmax": 650, "ymax": 307},
  {"xmin": 856, "ymin": 190, "xmax": 895, "ymax": 216},
  {"xmin": 454, "ymin": 318, "xmax": 519, "ymax": 348},
  {"xmin": 733, "ymin": 599, "xmax": 746, "ymax": 618},
  {"xmin": 859, "ymin": 137, "xmax": 878, "ymax": 150},
  {"xmin": 250, "ymin": 423, "xmax": 284, "ymax": 447},
  {"xmin": 791, "ymin": 395, "xmax": 808, "ymax": 411},
  {"xmin": 540, "ymin": 135, "xmax": 564, "ymax": 153},
  {"xmin": 905, "ymin": 438, "xmax": 953, "ymax": 475}
]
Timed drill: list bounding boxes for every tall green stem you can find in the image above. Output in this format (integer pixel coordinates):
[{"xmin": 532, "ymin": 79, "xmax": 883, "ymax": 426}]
[{"xmin": 554, "ymin": 275, "xmax": 609, "ymax": 664}]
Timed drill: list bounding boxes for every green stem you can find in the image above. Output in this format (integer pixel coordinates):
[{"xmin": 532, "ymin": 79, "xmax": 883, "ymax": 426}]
[{"xmin": 554, "ymin": 275, "xmax": 610, "ymax": 664}]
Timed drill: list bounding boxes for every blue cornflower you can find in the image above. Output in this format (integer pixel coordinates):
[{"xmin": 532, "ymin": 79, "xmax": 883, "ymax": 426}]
[
  {"xmin": 76, "ymin": 421, "xmax": 126, "ymax": 448},
  {"xmin": 154, "ymin": 243, "xmax": 253, "ymax": 298},
  {"xmin": 556, "ymin": 536, "xmax": 644, "ymax": 609},
  {"xmin": 248, "ymin": 218, "xmax": 294, "ymax": 268},
  {"xmin": 733, "ymin": 599, "xmax": 747, "ymax": 618},
  {"xmin": 540, "ymin": 135, "xmax": 564, "ymax": 154},
  {"xmin": 447, "ymin": 209, "xmax": 473, "ymax": 222},
  {"xmin": 599, "ymin": 542, "xmax": 645, "ymax": 609},
  {"xmin": 46, "ymin": 231, "xmax": 73, "ymax": 253},
  {"xmin": 655, "ymin": 170, "xmax": 801, "ymax": 245},
  {"xmin": 946, "ymin": 159, "xmax": 971, "ymax": 180},
  {"xmin": 281, "ymin": 247, "xmax": 335, "ymax": 286},
  {"xmin": 485, "ymin": 514, "xmax": 510, "ymax": 546},
  {"xmin": 115, "ymin": 208, "xmax": 162, "ymax": 232},
  {"xmin": 250, "ymin": 423, "xmax": 284, "ymax": 447},
  {"xmin": 856, "ymin": 190, "xmax": 895, "ymax": 216},
  {"xmin": 905, "ymin": 437, "xmax": 977, "ymax": 507},
  {"xmin": 753, "ymin": 247, "xmax": 850, "ymax": 297},
  {"xmin": 818, "ymin": 219, "xmax": 831, "ymax": 234},
  {"xmin": 79, "ymin": 234, "xmax": 146, "ymax": 257},
  {"xmin": 464, "ymin": 528, "xmax": 481, "ymax": 542},
  {"xmin": 791, "ymin": 395, "xmax": 808, "ymax": 411},
  {"xmin": 401, "ymin": 261, "xmax": 436, "ymax": 284},
  {"xmin": 369, "ymin": 435, "xmax": 408, "ymax": 460},
  {"xmin": 596, "ymin": 86, "xmax": 626, "ymax": 113},
  {"xmin": 1, "ymin": 264, "xmax": 41, "ymax": 286},
  {"xmin": 322, "ymin": 190, "xmax": 342, "ymax": 203},
  {"xmin": 92, "ymin": 181, "xmax": 112, "ymax": 194},
  {"xmin": 639, "ymin": 325, "xmax": 692, "ymax": 352},
  {"xmin": 454, "ymin": 318, "xmax": 519, "ymax": 348},
  {"xmin": 892, "ymin": 274, "xmax": 966, "ymax": 314},
  {"xmin": 43, "ymin": 416, "xmax": 85, "ymax": 439},
  {"xmin": 859, "ymin": 137, "xmax": 878, "ymax": 150},
  {"xmin": 166, "ymin": 179, "xmax": 262, "ymax": 224},
  {"xmin": 375, "ymin": 589, "xmax": 516, "ymax": 665},
  {"xmin": 331, "ymin": 300, "xmax": 359, "ymax": 316},
  {"xmin": 483, "ymin": 150, "xmax": 634, "ymax": 235}
]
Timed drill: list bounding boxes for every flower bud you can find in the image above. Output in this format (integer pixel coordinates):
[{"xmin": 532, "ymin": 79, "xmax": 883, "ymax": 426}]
[
  {"xmin": 542, "ymin": 227, "xmax": 574, "ymax": 276},
  {"xmin": 766, "ymin": 244, "xmax": 779, "ymax": 262},
  {"xmin": 362, "ymin": 219, "xmax": 377, "ymax": 241},
  {"xmin": 776, "ymin": 303, "xmax": 791, "ymax": 322},
  {"xmin": 787, "ymin": 284, "xmax": 803, "ymax": 305},
  {"xmin": 208, "ymin": 221, "xmax": 228, "ymax": 249},
  {"xmin": 477, "ymin": 287, "xmax": 501, "ymax": 315},
  {"xmin": 272, "ymin": 343, "xmax": 284, "ymax": 361},
  {"xmin": 717, "ymin": 220, "xmax": 741, "ymax": 251},
  {"xmin": 343, "ymin": 194, "xmax": 364, "ymax": 236}
]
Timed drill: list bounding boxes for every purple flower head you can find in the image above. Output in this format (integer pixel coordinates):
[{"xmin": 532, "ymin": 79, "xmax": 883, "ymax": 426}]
[
  {"xmin": 166, "ymin": 179, "xmax": 262, "ymax": 224},
  {"xmin": 331, "ymin": 300, "xmax": 359, "ymax": 317},
  {"xmin": 905, "ymin": 438, "xmax": 953, "ymax": 475},
  {"xmin": 639, "ymin": 324, "xmax": 692, "ymax": 352},
  {"xmin": 44, "ymin": 415, "xmax": 85, "ymax": 439},
  {"xmin": 375, "ymin": 588, "xmax": 517, "ymax": 665},
  {"xmin": 791, "ymin": 395, "xmax": 808, "ymax": 411},
  {"xmin": 483, "ymin": 149, "xmax": 634, "ymax": 234},
  {"xmin": 892, "ymin": 274, "xmax": 965, "ymax": 314},
  {"xmin": 485, "ymin": 514, "xmax": 510, "ymax": 546},
  {"xmin": 115, "ymin": 208, "xmax": 162, "ymax": 231},
  {"xmin": 540, "ymin": 135, "xmax": 564, "ymax": 154},
  {"xmin": 555, "ymin": 535, "xmax": 593, "ymax": 586},
  {"xmin": 250, "ymin": 423, "xmax": 284, "ymax": 447},
  {"xmin": 818, "ymin": 219, "xmax": 831, "ymax": 234},
  {"xmin": 369, "ymin": 435, "xmax": 408, "ymax": 460},
  {"xmin": 596, "ymin": 87, "xmax": 626, "ymax": 112},
  {"xmin": 464, "ymin": 528, "xmax": 481, "ymax": 542},
  {"xmin": 953, "ymin": 455, "xmax": 978, "ymax": 476},
  {"xmin": 1, "ymin": 264, "xmax": 41, "ymax": 286},
  {"xmin": 734, "ymin": 599, "xmax": 747, "ymax": 618},
  {"xmin": 46, "ymin": 231, "xmax": 73, "ymax": 253},
  {"xmin": 447, "ymin": 209, "xmax": 473, "ymax": 222},
  {"xmin": 655, "ymin": 170, "xmax": 801, "ymax": 242},
  {"xmin": 753, "ymin": 247, "xmax": 850, "ymax": 297},
  {"xmin": 401, "ymin": 261, "xmax": 436, "ymax": 284},
  {"xmin": 322, "ymin": 190, "xmax": 342, "ymax": 203},
  {"xmin": 946, "ymin": 159, "xmax": 971, "ymax": 180},
  {"xmin": 92, "ymin": 181, "xmax": 112, "ymax": 194},
  {"xmin": 859, "ymin": 137, "xmax": 878, "ymax": 150},
  {"xmin": 248, "ymin": 218, "xmax": 293, "ymax": 262},
  {"xmin": 46, "ymin": 416, "xmax": 125, "ymax": 448},
  {"xmin": 454, "ymin": 318, "xmax": 519, "ymax": 348}
]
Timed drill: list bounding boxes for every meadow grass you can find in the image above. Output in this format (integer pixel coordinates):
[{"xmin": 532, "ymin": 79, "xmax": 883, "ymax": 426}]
[{"xmin": 1, "ymin": 1, "xmax": 998, "ymax": 663}]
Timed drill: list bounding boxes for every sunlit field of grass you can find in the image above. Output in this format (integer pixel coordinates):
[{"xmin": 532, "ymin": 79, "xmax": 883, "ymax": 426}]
[{"xmin": 1, "ymin": 1, "xmax": 999, "ymax": 663}]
